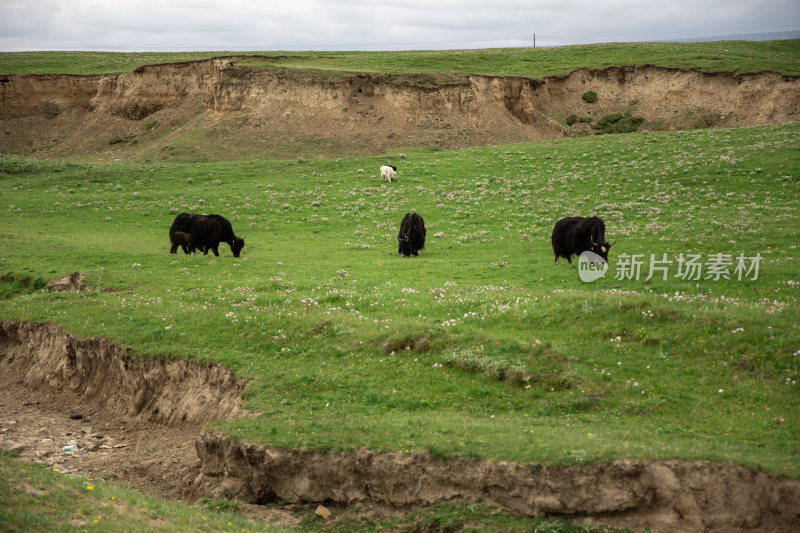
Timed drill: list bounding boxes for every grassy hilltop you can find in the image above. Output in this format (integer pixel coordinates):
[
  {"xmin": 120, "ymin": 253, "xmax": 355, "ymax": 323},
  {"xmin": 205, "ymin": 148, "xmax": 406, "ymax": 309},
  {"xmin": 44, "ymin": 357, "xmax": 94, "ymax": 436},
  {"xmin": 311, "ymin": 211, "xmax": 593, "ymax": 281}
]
[
  {"xmin": 2, "ymin": 39, "xmax": 800, "ymax": 77},
  {"xmin": 1, "ymin": 41, "xmax": 799, "ymax": 531}
]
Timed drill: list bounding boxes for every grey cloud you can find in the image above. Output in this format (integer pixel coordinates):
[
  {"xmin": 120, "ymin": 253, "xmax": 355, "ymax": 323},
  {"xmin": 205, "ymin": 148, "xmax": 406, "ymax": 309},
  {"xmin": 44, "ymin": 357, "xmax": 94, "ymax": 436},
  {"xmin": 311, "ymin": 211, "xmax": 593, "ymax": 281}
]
[{"xmin": 1, "ymin": 0, "xmax": 797, "ymax": 51}]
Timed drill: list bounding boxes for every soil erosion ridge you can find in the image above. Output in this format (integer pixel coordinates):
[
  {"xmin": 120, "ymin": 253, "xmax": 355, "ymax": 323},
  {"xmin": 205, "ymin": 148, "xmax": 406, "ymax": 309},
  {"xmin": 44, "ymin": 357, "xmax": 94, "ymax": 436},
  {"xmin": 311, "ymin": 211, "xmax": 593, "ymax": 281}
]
[
  {"xmin": 2, "ymin": 321, "xmax": 799, "ymax": 532},
  {"xmin": 1, "ymin": 57, "xmax": 799, "ymax": 161}
]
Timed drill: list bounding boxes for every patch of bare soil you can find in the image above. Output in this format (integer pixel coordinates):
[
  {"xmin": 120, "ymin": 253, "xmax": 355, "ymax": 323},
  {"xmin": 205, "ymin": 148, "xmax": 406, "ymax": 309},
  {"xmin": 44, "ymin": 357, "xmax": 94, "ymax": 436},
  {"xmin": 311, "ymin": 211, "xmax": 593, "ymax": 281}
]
[
  {"xmin": 0, "ymin": 320, "xmax": 305, "ymax": 529},
  {"xmin": 0, "ymin": 321, "xmax": 246, "ymax": 499},
  {"xmin": 2, "ymin": 321, "xmax": 799, "ymax": 532},
  {"xmin": 0, "ymin": 368, "xmax": 201, "ymax": 499},
  {"xmin": 1, "ymin": 59, "xmax": 798, "ymax": 162}
]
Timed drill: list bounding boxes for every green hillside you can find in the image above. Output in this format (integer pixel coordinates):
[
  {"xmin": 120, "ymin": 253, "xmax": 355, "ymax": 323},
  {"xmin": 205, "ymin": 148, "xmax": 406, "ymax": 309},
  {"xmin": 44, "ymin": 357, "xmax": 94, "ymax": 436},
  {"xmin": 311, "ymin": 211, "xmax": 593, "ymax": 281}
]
[
  {"xmin": 2, "ymin": 124, "xmax": 798, "ymax": 476},
  {"xmin": 2, "ymin": 39, "xmax": 799, "ymax": 77}
]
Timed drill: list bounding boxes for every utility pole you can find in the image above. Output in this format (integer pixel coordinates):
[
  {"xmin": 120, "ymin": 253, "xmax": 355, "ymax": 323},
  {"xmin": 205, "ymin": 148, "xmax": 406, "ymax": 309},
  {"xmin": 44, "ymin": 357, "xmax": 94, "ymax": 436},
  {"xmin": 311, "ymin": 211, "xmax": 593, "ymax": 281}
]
[{"xmin": 533, "ymin": 33, "xmax": 536, "ymax": 48}]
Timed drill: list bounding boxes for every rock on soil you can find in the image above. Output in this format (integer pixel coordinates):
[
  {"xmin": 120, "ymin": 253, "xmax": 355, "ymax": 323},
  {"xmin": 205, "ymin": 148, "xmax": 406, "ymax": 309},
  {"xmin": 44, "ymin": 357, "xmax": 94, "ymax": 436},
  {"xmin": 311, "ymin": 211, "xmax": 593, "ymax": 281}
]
[{"xmin": 46, "ymin": 272, "xmax": 93, "ymax": 292}]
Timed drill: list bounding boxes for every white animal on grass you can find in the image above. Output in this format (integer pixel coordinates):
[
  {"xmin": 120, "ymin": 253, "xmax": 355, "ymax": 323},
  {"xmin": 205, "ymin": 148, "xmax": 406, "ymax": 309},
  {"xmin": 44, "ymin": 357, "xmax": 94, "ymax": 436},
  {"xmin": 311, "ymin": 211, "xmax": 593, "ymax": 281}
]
[{"xmin": 380, "ymin": 165, "xmax": 397, "ymax": 182}]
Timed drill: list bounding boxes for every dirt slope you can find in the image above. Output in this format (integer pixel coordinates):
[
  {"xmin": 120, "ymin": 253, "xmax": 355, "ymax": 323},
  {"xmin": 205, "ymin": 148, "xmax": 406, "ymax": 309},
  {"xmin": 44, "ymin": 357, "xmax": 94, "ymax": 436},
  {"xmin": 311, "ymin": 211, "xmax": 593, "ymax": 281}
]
[{"xmin": 1, "ymin": 58, "xmax": 798, "ymax": 162}]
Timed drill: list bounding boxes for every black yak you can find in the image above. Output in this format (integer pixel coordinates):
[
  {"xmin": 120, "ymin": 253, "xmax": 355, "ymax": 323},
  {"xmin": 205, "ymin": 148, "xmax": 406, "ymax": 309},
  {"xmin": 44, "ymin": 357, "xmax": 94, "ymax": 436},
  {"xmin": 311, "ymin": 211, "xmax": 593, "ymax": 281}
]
[
  {"xmin": 169, "ymin": 213, "xmax": 245, "ymax": 257},
  {"xmin": 397, "ymin": 212, "xmax": 426, "ymax": 257},
  {"xmin": 169, "ymin": 231, "xmax": 195, "ymax": 254},
  {"xmin": 551, "ymin": 216, "xmax": 614, "ymax": 264}
]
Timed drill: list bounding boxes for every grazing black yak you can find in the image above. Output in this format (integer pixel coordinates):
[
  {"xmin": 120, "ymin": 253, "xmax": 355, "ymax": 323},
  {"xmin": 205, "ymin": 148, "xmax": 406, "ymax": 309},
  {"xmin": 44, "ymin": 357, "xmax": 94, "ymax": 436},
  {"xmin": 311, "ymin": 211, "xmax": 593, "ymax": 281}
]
[
  {"xmin": 169, "ymin": 213, "xmax": 245, "ymax": 257},
  {"xmin": 397, "ymin": 212, "xmax": 426, "ymax": 257},
  {"xmin": 551, "ymin": 216, "xmax": 614, "ymax": 264}
]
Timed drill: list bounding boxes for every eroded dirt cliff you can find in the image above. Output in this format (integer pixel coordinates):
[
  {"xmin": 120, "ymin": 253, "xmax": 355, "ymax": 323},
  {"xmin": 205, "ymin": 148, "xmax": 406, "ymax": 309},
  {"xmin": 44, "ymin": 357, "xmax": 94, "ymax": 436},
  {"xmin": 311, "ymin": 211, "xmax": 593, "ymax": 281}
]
[
  {"xmin": 0, "ymin": 320, "xmax": 251, "ymax": 505},
  {"xmin": 2, "ymin": 58, "xmax": 798, "ymax": 161},
  {"xmin": 195, "ymin": 432, "xmax": 800, "ymax": 532}
]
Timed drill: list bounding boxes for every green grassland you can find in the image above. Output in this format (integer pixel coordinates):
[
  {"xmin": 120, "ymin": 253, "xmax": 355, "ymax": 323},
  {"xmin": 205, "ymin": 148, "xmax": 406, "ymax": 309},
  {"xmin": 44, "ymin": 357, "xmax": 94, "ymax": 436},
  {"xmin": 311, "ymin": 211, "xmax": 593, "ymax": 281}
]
[
  {"xmin": 2, "ymin": 39, "xmax": 799, "ymax": 77},
  {"xmin": 1, "ymin": 40, "xmax": 799, "ymax": 531},
  {"xmin": 2, "ymin": 124, "xmax": 798, "ymax": 479}
]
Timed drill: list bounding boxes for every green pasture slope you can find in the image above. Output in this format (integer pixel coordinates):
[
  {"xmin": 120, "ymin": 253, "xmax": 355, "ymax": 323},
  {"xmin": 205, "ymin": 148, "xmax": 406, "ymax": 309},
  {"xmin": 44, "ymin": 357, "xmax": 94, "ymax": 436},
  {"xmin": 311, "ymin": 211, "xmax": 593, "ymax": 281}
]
[
  {"xmin": 2, "ymin": 39, "xmax": 799, "ymax": 77},
  {"xmin": 1, "ymin": 123, "xmax": 798, "ymax": 480},
  {"xmin": 1, "ymin": 40, "xmax": 799, "ymax": 531}
]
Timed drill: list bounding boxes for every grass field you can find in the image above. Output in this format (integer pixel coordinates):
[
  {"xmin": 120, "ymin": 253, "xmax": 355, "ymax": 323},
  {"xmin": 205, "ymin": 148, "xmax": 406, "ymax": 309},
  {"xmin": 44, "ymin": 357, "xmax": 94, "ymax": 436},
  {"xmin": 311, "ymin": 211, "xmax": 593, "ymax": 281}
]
[
  {"xmin": 2, "ymin": 39, "xmax": 799, "ymax": 77},
  {"xmin": 1, "ymin": 40, "xmax": 799, "ymax": 530},
  {"xmin": 2, "ymin": 123, "xmax": 798, "ymax": 479}
]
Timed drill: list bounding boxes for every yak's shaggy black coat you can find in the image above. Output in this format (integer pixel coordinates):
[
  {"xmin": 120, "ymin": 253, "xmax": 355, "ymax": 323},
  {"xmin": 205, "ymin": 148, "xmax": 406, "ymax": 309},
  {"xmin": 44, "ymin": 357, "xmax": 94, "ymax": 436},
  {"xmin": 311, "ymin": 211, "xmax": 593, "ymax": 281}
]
[
  {"xmin": 169, "ymin": 213, "xmax": 245, "ymax": 257},
  {"xmin": 551, "ymin": 215, "xmax": 612, "ymax": 264},
  {"xmin": 397, "ymin": 212, "xmax": 426, "ymax": 257}
]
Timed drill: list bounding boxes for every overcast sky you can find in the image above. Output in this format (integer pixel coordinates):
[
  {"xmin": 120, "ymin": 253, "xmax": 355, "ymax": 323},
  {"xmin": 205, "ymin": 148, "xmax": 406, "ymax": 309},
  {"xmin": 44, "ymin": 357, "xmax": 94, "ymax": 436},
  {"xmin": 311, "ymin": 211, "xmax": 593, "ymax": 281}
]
[{"xmin": 1, "ymin": 0, "xmax": 798, "ymax": 52}]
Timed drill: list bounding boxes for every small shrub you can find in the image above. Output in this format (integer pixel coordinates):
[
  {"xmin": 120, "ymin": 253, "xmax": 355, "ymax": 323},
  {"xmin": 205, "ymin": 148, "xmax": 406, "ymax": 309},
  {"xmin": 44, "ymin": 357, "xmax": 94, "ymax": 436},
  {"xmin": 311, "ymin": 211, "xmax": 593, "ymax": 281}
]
[
  {"xmin": 566, "ymin": 114, "xmax": 578, "ymax": 126},
  {"xmin": 596, "ymin": 113, "xmax": 624, "ymax": 127},
  {"xmin": 442, "ymin": 348, "xmax": 530, "ymax": 386},
  {"xmin": 108, "ymin": 136, "xmax": 124, "ymax": 145},
  {"xmin": 582, "ymin": 91, "xmax": 597, "ymax": 103},
  {"xmin": 593, "ymin": 125, "xmax": 614, "ymax": 135},
  {"xmin": 616, "ymin": 115, "xmax": 645, "ymax": 133},
  {"xmin": 0, "ymin": 272, "xmax": 46, "ymax": 299},
  {"xmin": 579, "ymin": 116, "xmax": 593, "ymax": 123}
]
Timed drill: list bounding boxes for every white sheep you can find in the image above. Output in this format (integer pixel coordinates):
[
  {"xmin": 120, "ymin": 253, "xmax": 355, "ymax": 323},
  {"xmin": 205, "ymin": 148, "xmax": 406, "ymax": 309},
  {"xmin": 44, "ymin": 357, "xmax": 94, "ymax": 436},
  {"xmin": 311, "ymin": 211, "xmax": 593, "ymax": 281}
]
[{"xmin": 380, "ymin": 165, "xmax": 397, "ymax": 182}]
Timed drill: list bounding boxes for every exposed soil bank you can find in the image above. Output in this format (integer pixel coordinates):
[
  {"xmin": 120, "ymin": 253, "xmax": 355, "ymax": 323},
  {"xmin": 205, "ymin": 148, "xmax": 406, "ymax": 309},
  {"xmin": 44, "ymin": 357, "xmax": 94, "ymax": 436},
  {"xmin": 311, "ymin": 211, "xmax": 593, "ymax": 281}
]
[
  {"xmin": 2, "ymin": 320, "xmax": 799, "ymax": 531},
  {"xmin": 2, "ymin": 58, "xmax": 798, "ymax": 161},
  {"xmin": 0, "ymin": 320, "xmax": 248, "ymax": 426},
  {"xmin": 195, "ymin": 432, "xmax": 800, "ymax": 532},
  {"xmin": 0, "ymin": 320, "xmax": 252, "ymax": 507}
]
